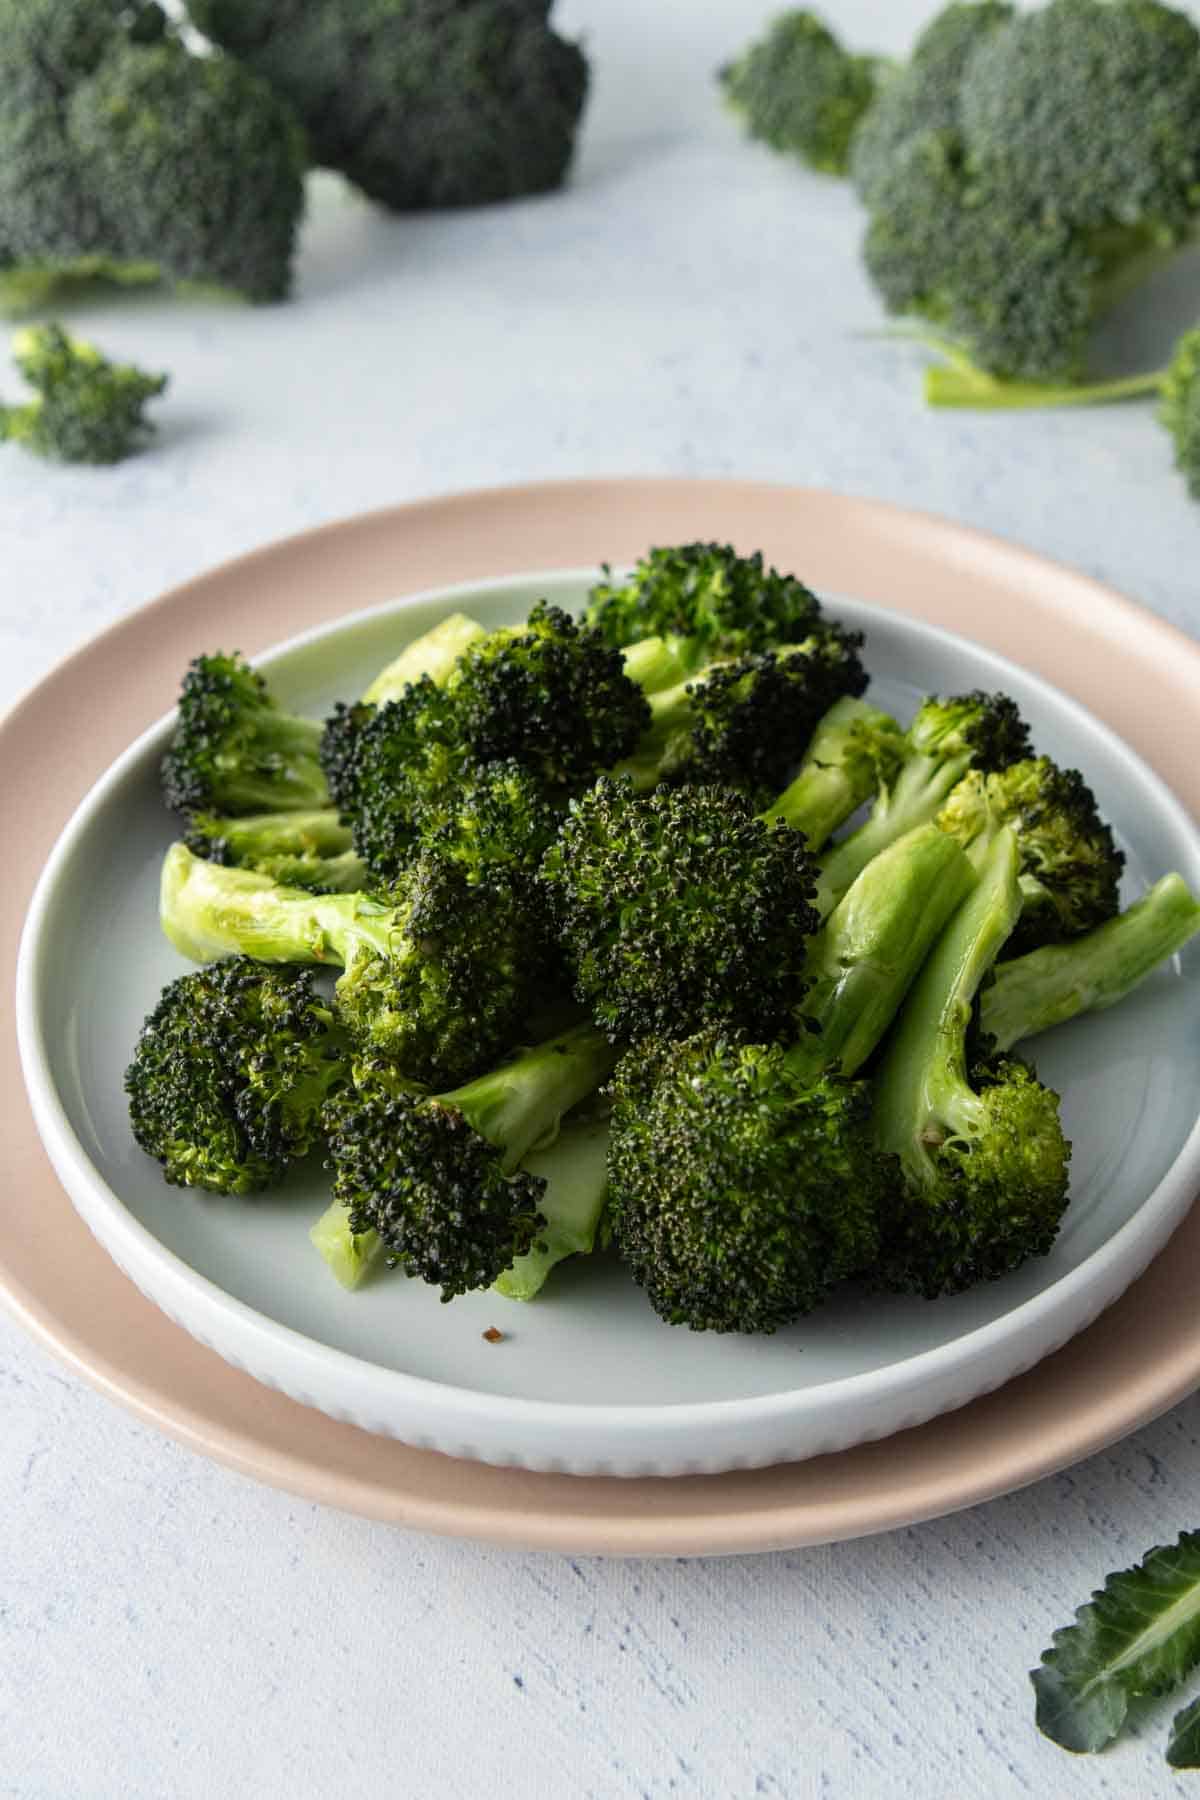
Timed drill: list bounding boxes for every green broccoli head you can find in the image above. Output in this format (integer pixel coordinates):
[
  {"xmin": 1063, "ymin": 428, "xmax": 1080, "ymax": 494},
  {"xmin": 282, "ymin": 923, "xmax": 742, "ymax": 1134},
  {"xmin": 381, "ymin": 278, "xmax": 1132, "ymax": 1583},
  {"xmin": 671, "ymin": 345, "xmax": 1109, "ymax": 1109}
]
[
  {"xmin": 608, "ymin": 1031, "xmax": 887, "ymax": 1332},
  {"xmin": 325, "ymin": 1046, "xmax": 548, "ymax": 1299},
  {"xmin": 586, "ymin": 543, "xmax": 825, "ymax": 663},
  {"xmin": 413, "ymin": 758, "xmax": 564, "ymax": 884},
  {"xmin": 875, "ymin": 1052, "xmax": 1071, "ymax": 1296},
  {"xmin": 0, "ymin": 1, "xmax": 305, "ymax": 310},
  {"xmin": 908, "ymin": 689, "xmax": 1031, "ymax": 771},
  {"xmin": 186, "ymin": 0, "xmax": 587, "ymax": 211},
  {"xmin": 335, "ymin": 677, "xmax": 470, "ymax": 882},
  {"xmin": 937, "ymin": 757, "xmax": 1124, "ymax": 953},
  {"xmin": 447, "ymin": 602, "xmax": 651, "ymax": 790},
  {"xmin": 541, "ymin": 777, "xmax": 820, "ymax": 1043},
  {"xmin": 1160, "ymin": 325, "xmax": 1200, "ymax": 499},
  {"xmin": 125, "ymin": 958, "xmax": 345, "ymax": 1194},
  {"xmin": 0, "ymin": 324, "xmax": 166, "ymax": 463},
  {"xmin": 720, "ymin": 9, "xmax": 882, "ymax": 176},
  {"xmin": 160, "ymin": 652, "xmax": 328, "ymax": 817}
]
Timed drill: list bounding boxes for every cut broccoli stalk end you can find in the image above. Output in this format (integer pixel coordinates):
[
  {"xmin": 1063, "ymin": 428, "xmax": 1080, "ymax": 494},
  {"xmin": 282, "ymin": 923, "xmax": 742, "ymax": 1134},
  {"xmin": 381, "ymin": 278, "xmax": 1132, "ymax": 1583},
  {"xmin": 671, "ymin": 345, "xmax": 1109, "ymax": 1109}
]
[
  {"xmin": 310, "ymin": 1199, "xmax": 384, "ymax": 1291},
  {"xmin": 492, "ymin": 1115, "xmax": 611, "ymax": 1301}
]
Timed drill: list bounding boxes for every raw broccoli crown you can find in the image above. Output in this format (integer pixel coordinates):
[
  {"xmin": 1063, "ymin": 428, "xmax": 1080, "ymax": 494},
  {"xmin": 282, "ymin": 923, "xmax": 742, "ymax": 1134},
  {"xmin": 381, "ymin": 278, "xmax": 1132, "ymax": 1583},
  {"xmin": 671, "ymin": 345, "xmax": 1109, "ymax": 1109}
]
[
  {"xmin": 586, "ymin": 542, "xmax": 824, "ymax": 659},
  {"xmin": 1161, "ymin": 325, "xmax": 1200, "ymax": 498},
  {"xmin": 720, "ymin": 9, "xmax": 881, "ymax": 176},
  {"xmin": 608, "ymin": 1032, "xmax": 887, "ymax": 1332},
  {"xmin": 877, "ymin": 1053, "xmax": 1071, "ymax": 1296},
  {"xmin": 333, "ymin": 853, "xmax": 555, "ymax": 1085},
  {"xmin": 186, "ymin": 0, "xmax": 588, "ymax": 211},
  {"xmin": 325, "ymin": 1046, "xmax": 546, "ymax": 1299},
  {"xmin": 938, "ymin": 757, "xmax": 1124, "ymax": 951},
  {"xmin": 908, "ymin": 688, "xmax": 1031, "ymax": 771},
  {"xmin": 0, "ymin": 1, "xmax": 305, "ymax": 308},
  {"xmin": 126, "ymin": 958, "xmax": 344, "ymax": 1194},
  {"xmin": 160, "ymin": 652, "xmax": 327, "ymax": 817},
  {"xmin": 541, "ymin": 777, "xmax": 820, "ymax": 1043},
  {"xmin": 448, "ymin": 602, "xmax": 650, "ymax": 789},
  {"xmin": 0, "ymin": 323, "xmax": 166, "ymax": 464}
]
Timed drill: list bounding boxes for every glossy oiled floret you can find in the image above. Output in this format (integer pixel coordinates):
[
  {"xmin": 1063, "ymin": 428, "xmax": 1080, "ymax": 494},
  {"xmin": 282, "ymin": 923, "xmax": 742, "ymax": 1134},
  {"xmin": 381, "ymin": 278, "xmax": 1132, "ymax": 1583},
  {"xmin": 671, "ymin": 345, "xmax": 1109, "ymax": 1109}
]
[
  {"xmin": 938, "ymin": 757, "xmax": 1124, "ymax": 952},
  {"xmin": 586, "ymin": 542, "xmax": 825, "ymax": 661},
  {"xmin": 720, "ymin": 9, "xmax": 882, "ymax": 176},
  {"xmin": 335, "ymin": 676, "xmax": 470, "ymax": 881},
  {"xmin": 0, "ymin": 324, "xmax": 166, "ymax": 463},
  {"xmin": 541, "ymin": 778, "xmax": 820, "ymax": 1043},
  {"xmin": 160, "ymin": 652, "xmax": 327, "ymax": 817},
  {"xmin": 1160, "ymin": 326, "xmax": 1200, "ymax": 500},
  {"xmin": 186, "ymin": 0, "xmax": 588, "ymax": 212},
  {"xmin": 325, "ymin": 1048, "xmax": 547, "ymax": 1299},
  {"xmin": 125, "ymin": 959, "xmax": 345, "ymax": 1194},
  {"xmin": 413, "ymin": 758, "xmax": 565, "ymax": 884},
  {"xmin": 875, "ymin": 1053, "xmax": 1071, "ymax": 1297},
  {"xmin": 908, "ymin": 689, "xmax": 1031, "ymax": 772},
  {"xmin": 608, "ymin": 1032, "xmax": 888, "ymax": 1332}
]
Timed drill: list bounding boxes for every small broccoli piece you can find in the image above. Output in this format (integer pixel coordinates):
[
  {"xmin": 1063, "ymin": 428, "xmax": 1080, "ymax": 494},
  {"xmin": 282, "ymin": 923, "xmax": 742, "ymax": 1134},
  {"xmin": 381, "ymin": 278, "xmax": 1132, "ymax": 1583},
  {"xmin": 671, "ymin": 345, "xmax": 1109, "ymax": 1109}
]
[
  {"xmin": 609, "ymin": 1031, "xmax": 888, "ymax": 1333},
  {"xmin": 126, "ymin": 959, "xmax": 346, "ymax": 1194},
  {"xmin": 764, "ymin": 695, "xmax": 905, "ymax": 850},
  {"xmin": 0, "ymin": 1, "xmax": 305, "ymax": 310},
  {"xmin": 183, "ymin": 808, "xmax": 366, "ymax": 894},
  {"xmin": 0, "ymin": 324, "xmax": 166, "ymax": 464},
  {"xmin": 161, "ymin": 652, "xmax": 328, "ymax": 818},
  {"xmin": 160, "ymin": 842, "xmax": 556, "ymax": 1086},
  {"xmin": 324, "ymin": 1021, "xmax": 616, "ymax": 1299},
  {"xmin": 719, "ymin": 9, "xmax": 883, "ymax": 176},
  {"xmin": 586, "ymin": 543, "xmax": 826, "ymax": 668},
  {"xmin": 980, "ymin": 872, "xmax": 1200, "ymax": 1051},
  {"xmin": 541, "ymin": 778, "xmax": 820, "ymax": 1044},
  {"xmin": 309, "ymin": 1196, "xmax": 383, "ymax": 1291},
  {"xmin": 872, "ymin": 827, "xmax": 1071, "ymax": 1296},
  {"xmin": 815, "ymin": 690, "xmax": 1030, "ymax": 917},
  {"xmin": 186, "ymin": 0, "xmax": 588, "ymax": 212},
  {"xmin": 937, "ymin": 756, "xmax": 1124, "ymax": 953}
]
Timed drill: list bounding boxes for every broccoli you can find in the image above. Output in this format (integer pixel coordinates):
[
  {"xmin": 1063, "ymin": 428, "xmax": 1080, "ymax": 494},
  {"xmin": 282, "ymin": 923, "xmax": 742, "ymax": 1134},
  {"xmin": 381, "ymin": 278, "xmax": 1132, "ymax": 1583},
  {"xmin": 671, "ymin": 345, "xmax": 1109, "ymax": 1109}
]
[
  {"xmin": 0, "ymin": 325, "xmax": 166, "ymax": 464},
  {"xmin": 603, "ymin": 822, "xmax": 975, "ymax": 1333},
  {"xmin": 540, "ymin": 778, "xmax": 820, "ymax": 1044},
  {"xmin": 815, "ymin": 690, "xmax": 1030, "ymax": 917},
  {"xmin": 872, "ymin": 827, "xmax": 1072, "ymax": 1297},
  {"xmin": 936, "ymin": 756, "xmax": 1124, "ymax": 954},
  {"xmin": 719, "ymin": 9, "xmax": 884, "ymax": 176},
  {"xmin": 586, "ymin": 543, "xmax": 828, "ymax": 669},
  {"xmin": 0, "ymin": 0, "xmax": 305, "ymax": 311},
  {"xmin": 159, "ymin": 841, "xmax": 556, "ymax": 1086},
  {"xmin": 324, "ymin": 1021, "xmax": 616, "ymax": 1299},
  {"xmin": 856, "ymin": 0, "xmax": 1200, "ymax": 390},
  {"xmin": 161, "ymin": 652, "xmax": 329, "ymax": 818},
  {"xmin": 979, "ymin": 872, "xmax": 1200, "ymax": 1051},
  {"xmin": 126, "ymin": 959, "xmax": 346, "ymax": 1194},
  {"xmin": 183, "ymin": 808, "xmax": 366, "ymax": 894},
  {"xmin": 763, "ymin": 695, "xmax": 905, "ymax": 850},
  {"xmin": 185, "ymin": 0, "xmax": 588, "ymax": 212}
]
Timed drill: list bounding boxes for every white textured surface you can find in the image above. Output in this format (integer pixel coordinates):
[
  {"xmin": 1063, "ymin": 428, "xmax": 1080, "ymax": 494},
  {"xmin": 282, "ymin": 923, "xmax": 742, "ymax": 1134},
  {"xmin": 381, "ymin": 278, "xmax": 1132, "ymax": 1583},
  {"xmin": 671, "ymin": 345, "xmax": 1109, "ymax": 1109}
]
[{"xmin": 4, "ymin": 1, "xmax": 1200, "ymax": 1793}]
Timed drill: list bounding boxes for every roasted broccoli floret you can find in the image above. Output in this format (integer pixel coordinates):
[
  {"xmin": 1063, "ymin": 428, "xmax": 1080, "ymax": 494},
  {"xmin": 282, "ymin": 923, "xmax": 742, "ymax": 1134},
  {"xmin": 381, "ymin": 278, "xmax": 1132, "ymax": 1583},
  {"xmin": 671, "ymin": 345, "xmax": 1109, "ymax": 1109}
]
[
  {"xmin": 586, "ymin": 543, "xmax": 827, "ymax": 668},
  {"xmin": 979, "ymin": 871, "xmax": 1200, "ymax": 1051},
  {"xmin": 0, "ymin": 0, "xmax": 305, "ymax": 311},
  {"xmin": 872, "ymin": 827, "xmax": 1072, "ymax": 1296},
  {"xmin": 324, "ymin": 1022, "xmax": 616, "ymax": 1298},
  {"xmin": 857, "ymin": 0, "xmax": 1200, "ymax": 390},
  {"xmin": 719, "ymin": 9, "xmax": 883, "ymax": 176},
  {"xmin": 186, "ymin": 0, "xmax": 588, "ymax": 212},
  {"xmin": 937, "ymin": 756, "xmax": 1124, "ymax": 953},
  {"xmin": 764, "ymin": 695, "xmax": 905, "ymax": 850},
  {"xmin": 161, "ymin": 652, "xmax": 328, "ymax": 818},
  {"xmin": 183, "ymin": 808, "xmax": 366, "ymax": 894},
  {"xmin": 541, "ymin": 778, "xmax": 820, "ymax": 1044},
  {"xmin": 815, "ymin": 690, "xmax": 1030, "ymax": 917},
  {"xmin": 159, "ymin": 842, "xmax": 555, "ymax": 1085},
  {"xmin": 126, "ymin": 959, "xmax": 346, "ymax": 1194},
  {"xmin": 0, "ymin": 324, "xmax": 166, "ymax": 463}
]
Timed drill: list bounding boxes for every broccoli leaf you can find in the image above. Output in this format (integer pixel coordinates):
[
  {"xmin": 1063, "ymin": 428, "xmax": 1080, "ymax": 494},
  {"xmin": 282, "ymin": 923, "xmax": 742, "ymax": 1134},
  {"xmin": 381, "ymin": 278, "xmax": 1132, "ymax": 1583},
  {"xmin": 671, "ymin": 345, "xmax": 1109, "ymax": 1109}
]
[
  {"xmin": 1032, "ymin": 1530, "xmax": 1200, "ymax": 1753},
  {"xmin": 1167, "ymin": 1694, "xmax": 1200, "ymax": 1769}
]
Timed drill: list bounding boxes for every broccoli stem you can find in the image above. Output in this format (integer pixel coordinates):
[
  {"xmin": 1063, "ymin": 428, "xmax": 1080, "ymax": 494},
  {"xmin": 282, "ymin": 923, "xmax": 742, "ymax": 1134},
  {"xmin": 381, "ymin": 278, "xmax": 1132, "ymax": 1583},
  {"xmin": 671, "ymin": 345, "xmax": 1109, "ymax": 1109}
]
[
  {"xmin": 815, "ymin": 745, "xmax": 976, "ymax": 917},
  {"xmin": 360, "ymin": 613, "xmax": 487, "ymax": 704},
  {"xmin": 789, "ymin": 822, "xmax": 978, "ymax": 1079},
  {"xmin": 492, "ymin": 1114, "xmax": 612, "ymax": 1301},
  {"xmin": 310, "ymin": 1199, "xmax": 382, "ymax": 1290},
  {"xmin": 980, "ymin": 872, "xmax": 1200, "ymax": 1051},
  {"xmin": 873, "ymin": 828, "xmax": 1023, "ymax": 1169},
  {"xmin": 764, "ymin": 696, "xmax": 903, "ymax": 848},
  {"xmin": 619, "ymin": 633, "xmax": 695, "ymax": 695},
  {"xmin": 446, "ymin": 1021, "xmax": 617, "ymax": 1173},
  {"xmin": 925, "ymin": 365, "xmax": 1164, "ymax": 410}
]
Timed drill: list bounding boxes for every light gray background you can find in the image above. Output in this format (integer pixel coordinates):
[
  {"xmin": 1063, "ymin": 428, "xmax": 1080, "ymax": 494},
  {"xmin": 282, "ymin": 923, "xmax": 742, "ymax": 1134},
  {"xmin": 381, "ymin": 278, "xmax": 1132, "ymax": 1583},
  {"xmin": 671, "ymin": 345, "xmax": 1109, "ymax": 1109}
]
[{"xmin": 4, "ymin": 2, "xmax": 1200, "ymax": 1794}]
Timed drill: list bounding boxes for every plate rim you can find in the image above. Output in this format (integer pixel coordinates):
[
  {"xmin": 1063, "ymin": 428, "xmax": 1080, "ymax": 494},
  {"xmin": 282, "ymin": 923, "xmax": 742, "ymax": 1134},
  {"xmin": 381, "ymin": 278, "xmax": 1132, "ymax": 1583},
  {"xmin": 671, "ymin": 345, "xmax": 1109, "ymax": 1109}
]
[{"xmin": 4, "ymin": 476, "xmax": 1200, "ymax": 1549}]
